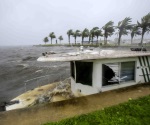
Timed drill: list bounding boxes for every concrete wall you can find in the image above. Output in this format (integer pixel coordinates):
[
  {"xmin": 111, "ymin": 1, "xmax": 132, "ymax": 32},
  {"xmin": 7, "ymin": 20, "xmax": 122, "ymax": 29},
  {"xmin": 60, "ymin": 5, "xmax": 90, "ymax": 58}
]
[{"xmin": 71, "ymin": 78, "xmax": 99, "ymax": 95}]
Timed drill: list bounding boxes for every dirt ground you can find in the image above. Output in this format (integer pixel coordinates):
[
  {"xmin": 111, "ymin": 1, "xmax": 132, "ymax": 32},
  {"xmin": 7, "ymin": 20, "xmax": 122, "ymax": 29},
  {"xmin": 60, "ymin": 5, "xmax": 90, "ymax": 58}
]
[{"xmin": 0, "ymin": 83, "xmax": 150, "ymax": 125}]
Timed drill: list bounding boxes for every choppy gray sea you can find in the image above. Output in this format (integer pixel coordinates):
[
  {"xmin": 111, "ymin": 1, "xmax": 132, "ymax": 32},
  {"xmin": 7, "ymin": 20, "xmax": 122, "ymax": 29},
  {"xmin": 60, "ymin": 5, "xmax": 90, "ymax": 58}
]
[{"xmin": 0, "ymin": 46, "xmax": 78, "ymax": 103}]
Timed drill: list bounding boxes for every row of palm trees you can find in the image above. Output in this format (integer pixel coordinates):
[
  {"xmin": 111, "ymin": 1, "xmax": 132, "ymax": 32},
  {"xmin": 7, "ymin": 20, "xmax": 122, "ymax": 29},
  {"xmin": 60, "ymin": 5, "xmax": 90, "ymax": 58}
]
[
  {"xmin": 67, "ymin": 27, "xmax": 102, "ymax": 45},
  {"xmin": 43, "ymin": 12, "xmax": 150, "ymax": 46},
  {"xmin": 43, "ymin": 32, "xmax": 63, "ymax": 44}
]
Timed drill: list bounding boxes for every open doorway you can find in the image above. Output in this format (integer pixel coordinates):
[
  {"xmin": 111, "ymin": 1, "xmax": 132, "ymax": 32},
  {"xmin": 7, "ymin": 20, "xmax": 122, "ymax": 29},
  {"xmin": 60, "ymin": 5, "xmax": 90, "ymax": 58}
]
[{"xmin": 76, "ymin": 61, "xmax": 93, "ymax": 86}]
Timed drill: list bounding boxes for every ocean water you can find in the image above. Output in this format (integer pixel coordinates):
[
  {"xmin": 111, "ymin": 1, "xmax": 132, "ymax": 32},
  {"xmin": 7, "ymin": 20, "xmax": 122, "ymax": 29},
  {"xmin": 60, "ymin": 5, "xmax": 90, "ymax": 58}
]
[{"xmin": 0, "ymin": 46, "xmax": 77, "ymax": 103}]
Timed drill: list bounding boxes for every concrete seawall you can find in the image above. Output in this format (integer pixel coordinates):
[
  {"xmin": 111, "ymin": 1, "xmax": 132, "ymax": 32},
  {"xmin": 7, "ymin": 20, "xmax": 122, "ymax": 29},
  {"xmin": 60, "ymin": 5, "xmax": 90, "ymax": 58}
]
[{"xmin": 0, "ymin": 83, "xmax": 150, "ymax": 125}]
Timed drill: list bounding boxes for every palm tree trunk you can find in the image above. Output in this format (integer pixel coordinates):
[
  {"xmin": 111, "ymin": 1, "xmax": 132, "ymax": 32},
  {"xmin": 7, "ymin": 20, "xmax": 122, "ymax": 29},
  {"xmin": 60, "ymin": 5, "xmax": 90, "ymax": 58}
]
[
  {"xmin": 51, "ymin": 38, "xmax": 52, "ymax": 44},
  {"xmin": 104, "ymin": 37, "xmax": 107, "ymax": 45},
  {"xmin": 131, "ymin": 37, "xmax": 133, "ymax": 44},
  {"xmin": 89, "ymin": 36, "xmax": 90, "ymax": 44},
  {"xmin": 75, "ymin": 37, "xmax": 76, "ymax": 45},
  {"xmin": 92, "ymin": 37, "xmax": 93, "ymax": 45},
  {"xmin": 82, "ymin": 37, "xmax": 84, "ymax": 45},
  {"xmin": 141, "ymin": 31, "xmax": 144, "ymax": 46},
  {"xmin": 68, "ymin": 35, "xmax": 70, "ymax": 45},
  {"xmin": 118, "ymin": 34, "xmax": 121, "ymax": 46},
  {"xmin": 106, "ymin": 37, "xmax": 107, "ymax": 45},
  {"xmin": 56, "ymin": 39, "xmax": 57, "ymax": 44}
]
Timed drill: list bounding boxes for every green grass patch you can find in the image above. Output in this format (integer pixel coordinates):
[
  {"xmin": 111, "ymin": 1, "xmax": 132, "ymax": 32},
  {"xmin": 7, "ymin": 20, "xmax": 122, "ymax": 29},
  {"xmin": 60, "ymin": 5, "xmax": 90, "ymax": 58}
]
[{"xmin": 43, "ymin": 95, "xmax": 150, "ymax": 125}]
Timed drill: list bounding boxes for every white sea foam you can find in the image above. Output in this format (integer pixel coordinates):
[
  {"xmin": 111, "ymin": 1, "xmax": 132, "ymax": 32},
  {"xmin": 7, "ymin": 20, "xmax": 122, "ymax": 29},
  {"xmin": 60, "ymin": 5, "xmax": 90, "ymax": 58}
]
[
  {"xmin": 17, "ymin": 64, "xmax": 29, "ymax": 68},
  {"xmin": 35, "ymin": 69, "xmax": 43, "ymax": 73}
]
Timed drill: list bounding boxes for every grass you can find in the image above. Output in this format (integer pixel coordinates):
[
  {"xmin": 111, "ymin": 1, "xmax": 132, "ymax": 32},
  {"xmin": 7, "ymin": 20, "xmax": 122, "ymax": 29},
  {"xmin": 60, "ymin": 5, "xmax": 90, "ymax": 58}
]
[{"xmin": 43, "ymin": 95, "xmax": 150, "ymax": 125}]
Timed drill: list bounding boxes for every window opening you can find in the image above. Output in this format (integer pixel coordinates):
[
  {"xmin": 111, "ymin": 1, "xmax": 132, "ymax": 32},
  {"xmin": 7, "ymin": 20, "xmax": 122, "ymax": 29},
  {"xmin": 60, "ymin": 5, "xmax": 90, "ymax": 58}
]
[{"xmin": 102, "ymin": 61, "xmax": 135, "ymax": 86}]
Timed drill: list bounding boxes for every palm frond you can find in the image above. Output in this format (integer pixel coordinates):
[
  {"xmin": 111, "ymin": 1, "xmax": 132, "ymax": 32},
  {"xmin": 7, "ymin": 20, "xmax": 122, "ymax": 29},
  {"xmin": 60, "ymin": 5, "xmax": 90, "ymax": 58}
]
[
  {"xmin": 103, "ymin": 21, "xmax": 115, "ymax": 39},
  {"xmin": 67, "ymin": 29, "xmax": 73, "ymax": 35}
]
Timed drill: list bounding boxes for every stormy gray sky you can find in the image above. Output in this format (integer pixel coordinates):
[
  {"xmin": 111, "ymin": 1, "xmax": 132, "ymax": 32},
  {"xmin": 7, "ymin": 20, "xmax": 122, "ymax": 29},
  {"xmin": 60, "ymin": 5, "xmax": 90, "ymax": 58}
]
[{"xmin": 0, "ymin": 0, "xmax": 150, "ymax": 46}]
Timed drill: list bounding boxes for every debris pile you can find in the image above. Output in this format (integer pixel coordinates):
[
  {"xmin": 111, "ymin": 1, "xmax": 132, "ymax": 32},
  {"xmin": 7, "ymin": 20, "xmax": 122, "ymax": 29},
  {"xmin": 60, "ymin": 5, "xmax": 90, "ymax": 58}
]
[
  {"xmin": 6, "ymin": 78, "xmax": 75, "ymax": 111},
  {"xmin": 32, "ymin": 78, "xmax": 74, "ymax": 106}
]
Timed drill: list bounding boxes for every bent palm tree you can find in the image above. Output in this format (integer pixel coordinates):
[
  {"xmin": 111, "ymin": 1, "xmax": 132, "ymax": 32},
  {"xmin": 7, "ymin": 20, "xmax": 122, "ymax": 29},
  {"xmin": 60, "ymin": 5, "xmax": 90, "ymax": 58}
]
[
  {"xmin": 90, "ymin": 27, "xmax": 102, "ymax": 44},
  {"xmin": 137, "ymin": 12, "xmax": 150, "ymax": 45},
  {"xmin": 90, "ymin": 29, "xmax": 95, "ymax": 44},
  {"xmin": 49, "ymin": 32, "xmax": 56, "ymax": 44},
  {"xmin": 73, "ymin": 30, "xmax": 81, "ymax": 45},
  {"xmin": 67, "ymin": 29, "xmax": 74, "ymax": 45},
  {"xmin": 43, "ymin": 37, "xmax": 49, "ymax": 44},
  {"xmin": 117, "ymin": 17, "xmax": 133, "ymax": 46},
  {"xmin": 130, "ymin": 25, "xmax": 141, "ymax": 44},
  {"xmin": 102, "ymin": 21, "xmax": 115, "ymax": 45},
  {"xmin": 58, "ymin": 36, "xmax": 63, "ymax": 44},
  {"xmin": 94, "ymin": 28, "xmax": 102, "ymax": 44},
  {"xmin": 90, "ymin": 27, "xmax": 98, "ymax": 44},
  {"xmin": 81, "ymin": 28, "xmax": 89, "ymax": 45},
  {"xmin": 88, "ymin": 34, "xmax": 91, "ymax": 44}
]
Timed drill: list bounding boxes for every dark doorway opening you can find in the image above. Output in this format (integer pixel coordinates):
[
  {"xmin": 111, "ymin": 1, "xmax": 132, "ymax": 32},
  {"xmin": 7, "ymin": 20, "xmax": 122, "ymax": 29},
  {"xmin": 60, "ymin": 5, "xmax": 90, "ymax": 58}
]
[{"xmin": 76, "ymin": 61, "xmax": 93, "ymax": 86}]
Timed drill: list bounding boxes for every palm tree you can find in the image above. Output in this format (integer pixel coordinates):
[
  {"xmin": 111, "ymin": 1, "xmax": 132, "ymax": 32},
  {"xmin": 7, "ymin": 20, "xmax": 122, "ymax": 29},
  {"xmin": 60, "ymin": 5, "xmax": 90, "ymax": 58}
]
[
  {"xmin": 73, "ymin": 30, "xmax": 81, "ymax": 45},
  {"xmin": 88, "ymin": 34, "xmax": 91, "ymax": 44},
  {"xmin": 102, "ymin": 21, "xmax": 115, "ymax": 45},
  {"xmin": 43, "ymin": 37, "xmax": 49, "ymax": 44},
  {"xmin": 67, "ymin": 29, "xmax": 74, "ymax": 45},
  {"xmin": 58, "ymin": 36, "xmax": 63, "ymax": 44},
  {"xmin": 56, "ymin": 39, "xmax": 58, "ymax": 44},
  {"xmin": 130, "ymin": 25, "xmax": 141, "ymax": 44},
  {"xmin": 117, "ymin": 17, "xmax": 133, "ymax": 46},
  {"xmin": 90, "ymin": 27, "xmax": 102, "ymax": 44},
  {"xmin": 81, "ymin": 28, "xmax": 89, "ymax": 45},
  {"xmin": 90, "ymin": 28, "xmax": 96, "ymax": 44},
  {"xmin": 137, "ymin": 12, "xmax": 150, "ymax": 45},
  {"xmin": 49, "ymin": 32, "xmax": 56, "ymax": 44},
  {"xmin": 94, "ymin": 28, "xmax": 103, "ymax": 44}
]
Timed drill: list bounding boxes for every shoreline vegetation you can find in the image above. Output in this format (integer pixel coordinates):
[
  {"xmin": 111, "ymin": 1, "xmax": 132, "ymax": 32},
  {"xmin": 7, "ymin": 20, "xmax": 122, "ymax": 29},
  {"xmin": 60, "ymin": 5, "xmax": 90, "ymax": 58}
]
[
  {"xmin": 35, "ymin": 42, "xmax": 150, "ymax": 47},
  {"xmin": 44, "ymin": 95, "xmax": 150, "ymax": 125},
  {"xmin": 43, "ymin": 12, "xmax": 150, "ymax": 46}
]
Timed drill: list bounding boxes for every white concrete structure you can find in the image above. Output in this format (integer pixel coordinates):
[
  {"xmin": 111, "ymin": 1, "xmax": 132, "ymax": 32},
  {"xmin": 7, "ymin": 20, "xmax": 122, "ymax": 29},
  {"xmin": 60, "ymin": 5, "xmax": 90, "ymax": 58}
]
[{"xmin": 38, "ymin": 49, "xmax": 150, "ymax": 95}]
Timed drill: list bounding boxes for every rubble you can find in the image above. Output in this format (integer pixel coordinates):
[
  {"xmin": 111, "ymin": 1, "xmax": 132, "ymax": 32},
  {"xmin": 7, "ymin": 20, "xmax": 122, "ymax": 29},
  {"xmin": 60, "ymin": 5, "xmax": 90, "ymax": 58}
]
[
  {"xmin": 6, "ymin": 78, "xmax": 75, "ymax": 111},
  {"xmin": 32, "ymin": 78, "xmax": 74, "ymax": 106}
]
